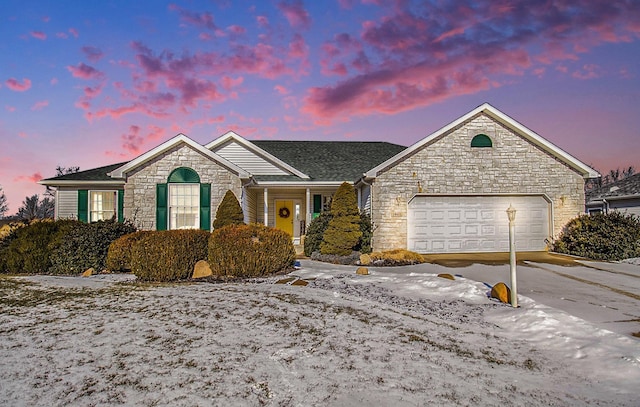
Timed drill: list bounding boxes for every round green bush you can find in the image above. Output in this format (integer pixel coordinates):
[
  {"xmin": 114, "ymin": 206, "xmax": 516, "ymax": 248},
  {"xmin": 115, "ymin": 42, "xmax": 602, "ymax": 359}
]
[
  {"xmin": 0, "ymin": 219, "xmax": 76, "ymax": 274},
  {"xmin": 49, "ymin": 219, "xmax": 137, "ymax": 275},
  {"xmin": 303, "ymin": 212, "xmax": 332, "ymax": 256},
  {"xmin": 208, "ymin": 223, "xmax": 295, "ymax": 278},
  {"xmin": 552, "ymin": 212, "xmax": 640, "ymax": 261},
  {"xmin": 130, "ymin": 230, "xmax": 211, "ymax": 282},
  {"xmin": 106, "ymin": 230, "xmax": 151, "ymax": 272}
]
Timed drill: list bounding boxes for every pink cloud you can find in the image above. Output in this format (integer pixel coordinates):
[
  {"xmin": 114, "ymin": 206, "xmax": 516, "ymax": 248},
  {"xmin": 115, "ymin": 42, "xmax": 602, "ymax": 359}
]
[
  {"xmin": 169, "ymin": 4, "xmax": 217, "ymax": 31},
  {"xmin": 274, "ymin": 85, "xmax": 289, "ymax": 95},
  {"xmin": 121, "ymin": 125, "xmax": 143, "ymax": 154},
  {"xmin": 82, "ymin": 46, "xmax": 104, "ymax": 62},
  {"xmin": 277, "ymin": 0, "xmax": 311, "ymax": 29},
  {"xmin": 67, "ymin": 63, "xmax": 104, "ymax": 80},
  {"xmin": 50, "ymin": 77, "xmax": 58, "ymax": 85},
  {"xmin": 31, "ymin": 100, "xmax": 49, "ymax": 111},
  {"xmin": 221, "ymin": 76, "xmax": 243, "ymax": 90},
  {"xmin": 5, "ymin": 106, "xmax": 16, "ymax": 112},
  {"xmin": 302, "ymin": 0, "xmax": 640, "ymax": 121},
  {"xmin": 14, "ymin": 172, "xmax": 43, "ymax": 183},
  {"xmin": 256, "ymin": 16, "xmax": 269, "ymax": 27},
  {"xmin": 42, "ymin": 16, "xmax": 50, "ymax": 23},
  {"xmin": 227, "ymin": 25, "xmax": 246, "ymax": 35},
  {"xmin": 572, "ymin": 64, "xmax": 603, "ymax": 80},
  {"xmin": 30, "ymin": 31, "xmax": 47, "ymax": 40},
  {"xmin": 5, "ymin": 78, "xmax": 32, "ymax": 92},
  {"xmin": 56, "ymin": 32, "xmax": 68, "ymax": 39},
  {"xmin": 69, "ymin": 28, "xmax": 78, "ymax": 38}
]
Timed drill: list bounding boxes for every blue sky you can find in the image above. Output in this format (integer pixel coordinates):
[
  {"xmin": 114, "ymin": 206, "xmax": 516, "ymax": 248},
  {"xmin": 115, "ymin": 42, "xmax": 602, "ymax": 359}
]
[{"xmin": 1, "ymin": 0, "xmax": 639, "ymax": 213}]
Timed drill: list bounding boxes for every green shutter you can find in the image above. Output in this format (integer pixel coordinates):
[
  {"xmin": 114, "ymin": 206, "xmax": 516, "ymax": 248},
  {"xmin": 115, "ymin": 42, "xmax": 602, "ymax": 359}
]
[
  {"xmin": 156, "ymin": 183, "xmax": 168, "ymax": 231},
  {"xmin": 313, "ymin": 194, "xmax": 322, "ymax": 218},
  {"xmin": 78, "ymin": 190, "xmax": 88, "ymax": 222},
  {"xmin": 200, "ymin": 183, "xmax": 211, "ymax": 231},
  {"xmin": 117, "ymin": 189, "xmax": 125, "ymax": 223}
]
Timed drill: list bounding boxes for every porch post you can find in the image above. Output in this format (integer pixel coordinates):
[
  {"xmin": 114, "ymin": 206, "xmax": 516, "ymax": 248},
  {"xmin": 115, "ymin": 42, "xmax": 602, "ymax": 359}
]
[
  {"xmin": 357, "ymin": 186, "xmax": 362, "ymax": 208},
  {"xmin": 263, "ymin": 188, "xmax": 269, "ymax": 227},
  {"xmin": 305, "ymin": 188, "xmax": 311, "ymax": 224}
]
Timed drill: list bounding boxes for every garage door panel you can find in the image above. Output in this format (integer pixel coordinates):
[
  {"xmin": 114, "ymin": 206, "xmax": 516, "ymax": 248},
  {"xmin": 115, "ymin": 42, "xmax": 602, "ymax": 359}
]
[{"xmin": 408, "ymin": 195, "xmax": 550, "ymax": 253}]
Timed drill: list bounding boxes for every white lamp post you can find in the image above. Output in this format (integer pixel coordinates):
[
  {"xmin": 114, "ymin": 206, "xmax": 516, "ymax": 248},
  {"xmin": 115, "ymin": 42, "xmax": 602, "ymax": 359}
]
[{"xmin": 506, "ymin": 204, "xmax": 518, "ymax": 308}]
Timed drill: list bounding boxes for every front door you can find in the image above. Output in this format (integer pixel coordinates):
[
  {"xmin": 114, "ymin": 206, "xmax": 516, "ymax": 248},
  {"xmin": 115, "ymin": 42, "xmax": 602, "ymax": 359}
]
[{"xmin": 275, "ymin": 200, "xmax": 294, "ymax": 236}]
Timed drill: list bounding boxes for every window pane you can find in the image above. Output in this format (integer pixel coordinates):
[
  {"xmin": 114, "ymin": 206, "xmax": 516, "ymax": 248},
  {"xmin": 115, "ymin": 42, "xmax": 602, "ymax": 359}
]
[
  {"xmin": 169, "ymin": 184, "xmax": 199, "ymax": 229},
  {"xmin": 90, "ymin": 191, "xmax": 116, "ymax": 221}
]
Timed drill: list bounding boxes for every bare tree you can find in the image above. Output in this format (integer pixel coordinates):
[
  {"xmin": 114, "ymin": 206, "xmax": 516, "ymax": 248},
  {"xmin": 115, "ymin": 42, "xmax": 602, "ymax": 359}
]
[
  {"xmin": 17, "ymin": 195, "xmax": 55, "ymax": 221},
  {"xmin": 0, "ymin": 185, "xmax": 8, "ymax": 219},
  {"xmin": 45, "ymin": 166, "xmax": 80, "ymax": 198}
]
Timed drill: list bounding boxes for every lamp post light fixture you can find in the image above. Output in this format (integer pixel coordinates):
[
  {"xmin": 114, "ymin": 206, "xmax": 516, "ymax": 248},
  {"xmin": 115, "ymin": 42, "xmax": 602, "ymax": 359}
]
[{"xmin": 506, "ymin": 204, "xmax": 518, "ymax": 307}]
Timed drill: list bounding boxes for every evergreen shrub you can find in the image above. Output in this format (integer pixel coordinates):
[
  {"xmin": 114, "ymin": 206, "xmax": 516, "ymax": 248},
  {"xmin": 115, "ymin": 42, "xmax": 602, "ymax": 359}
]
[
  {"xmin": 303, "ymin": 212, "xmax": 332, "ymax": 256},
  {"xmin": 130, "ymin": 230, "xmax": 210, "ymax": 282},
  {"xmin": 208, "ymin": 223, "xmax": 295, "ymax": 278},
  {"xmin": 320, "ymin": 182, "xmax": 363, "ymax": 256},
  {"xmin": 49, "ymin": 219, "xmax": 137, "ymax": 275},
  {"xmin": 0, "ymin": 219, "xmax": 75, "ymax": 274},
  {"xmin": 213, "ymin": 190, "xmax": 244, "ymax": 229},
  {"xmin": 106, "ymin": 231, "xmax": 151, "ymax": 272},
  {"xmin": 552, "ymin": 212, "xmax": 640, "ymax": 261}
]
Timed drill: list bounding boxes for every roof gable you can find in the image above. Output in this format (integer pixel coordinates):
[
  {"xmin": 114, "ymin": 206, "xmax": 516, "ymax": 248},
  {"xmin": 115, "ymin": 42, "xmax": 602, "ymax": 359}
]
[
  {"xmin": 109, "ymin": 133, "xmax": 249, "ymax": 179},
  {"xmin": 206, "ymin": 131, "xmax": 309, "ymax": 179},
  {"xmin": 365, "ymin": 103, "xmax": 599, "ymax": 179}
]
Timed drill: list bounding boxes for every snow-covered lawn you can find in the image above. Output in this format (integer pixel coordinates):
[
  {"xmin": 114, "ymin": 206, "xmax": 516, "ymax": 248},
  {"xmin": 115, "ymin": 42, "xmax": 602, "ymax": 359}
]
[{"xmin": 0, "ymin": 261, "xmax": 638, "ymax": 406}]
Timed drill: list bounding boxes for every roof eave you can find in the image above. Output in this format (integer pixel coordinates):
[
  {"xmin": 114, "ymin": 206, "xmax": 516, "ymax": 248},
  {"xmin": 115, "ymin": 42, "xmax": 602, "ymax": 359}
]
[{"xmin": 38, "ymin": 180, "xmax": 125, "ymax": 186}]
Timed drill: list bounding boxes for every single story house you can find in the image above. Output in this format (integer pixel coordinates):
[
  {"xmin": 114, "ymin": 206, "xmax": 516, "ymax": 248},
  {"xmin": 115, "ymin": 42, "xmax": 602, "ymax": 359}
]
[
  {"xmin": 40, "ymin": 103, "xmax": 599, "ymax": 253},
  {"xmin": 585, "ymin": 173, "xmax": 640, "ymax": 216}
]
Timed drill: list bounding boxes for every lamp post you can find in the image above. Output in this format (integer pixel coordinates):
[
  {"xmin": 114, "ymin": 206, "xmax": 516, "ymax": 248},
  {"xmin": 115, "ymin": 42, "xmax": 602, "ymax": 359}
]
[{"xmin": 506, "ymin": 204, "xmax": 518, "ymax": 308}]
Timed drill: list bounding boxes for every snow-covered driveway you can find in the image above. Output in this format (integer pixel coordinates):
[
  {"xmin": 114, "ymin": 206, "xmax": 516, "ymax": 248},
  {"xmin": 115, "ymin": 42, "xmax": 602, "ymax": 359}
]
[{"xmin": 0, "ymin": 261, "xmax": 638, "ymax": 406}]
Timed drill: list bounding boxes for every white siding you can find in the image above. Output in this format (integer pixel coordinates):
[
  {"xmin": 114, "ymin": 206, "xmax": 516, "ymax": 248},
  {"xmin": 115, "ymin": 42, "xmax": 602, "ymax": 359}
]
[
  {"xmin": 57, "ymin": 189, "xmax": 78, "ymax": 220},
  {"xmin": 243, "ymin": 188, "xmax": 257, "ymax": 223},
  {"xmin": 213, "ymin": 141, "xmax": 288, "ymax": 175}
]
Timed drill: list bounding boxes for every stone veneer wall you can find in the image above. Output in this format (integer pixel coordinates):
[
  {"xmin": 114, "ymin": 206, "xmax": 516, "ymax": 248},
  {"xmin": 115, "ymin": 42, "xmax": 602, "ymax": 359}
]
[
  {"xmin": 371, "ymin": 113, "xmax": 586, "ymax": 251},
  {"xmin": 123, "ymin": 143, "xmax": 242, "ymax": 230}
]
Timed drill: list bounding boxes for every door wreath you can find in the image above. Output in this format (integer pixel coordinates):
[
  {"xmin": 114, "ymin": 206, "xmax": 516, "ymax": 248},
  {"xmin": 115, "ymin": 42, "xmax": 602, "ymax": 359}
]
[{"xmin": 278, "ymin": 207, "xmax": 291, "ymax": 218}]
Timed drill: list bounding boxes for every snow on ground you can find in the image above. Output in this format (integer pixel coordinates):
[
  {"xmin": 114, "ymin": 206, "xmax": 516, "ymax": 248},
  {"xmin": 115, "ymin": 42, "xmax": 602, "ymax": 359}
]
[{"xmin": 0, "ymin": 260, "xmax": 638, "ymax": 406}]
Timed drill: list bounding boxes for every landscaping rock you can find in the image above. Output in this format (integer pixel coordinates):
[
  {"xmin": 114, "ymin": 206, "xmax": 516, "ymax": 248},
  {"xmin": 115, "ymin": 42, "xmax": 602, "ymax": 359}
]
[
  {"xmin": 359, "ymin": 254, "xmax": 371, "ymax": 266},
  {"xmin": 491, "ymin": 282, "xmax": 511, "ymax": 304},
  {"xmin": 275, "ymin": 277, "xmax": 297, "ymax": 284},
  {"xmin": 437, "ymin": 273, "xmax": 455, "ymax": 280},
  {"xmin": 82, "ymin": 268, "xmax": 94, "ymax": 277},
  {"xmin": 356, "ymin": 267, "xmax": 369, "ymax": 275},
  {"xmin": 192, "ymin": 260, "xmax": 213, "ymax": 279}
]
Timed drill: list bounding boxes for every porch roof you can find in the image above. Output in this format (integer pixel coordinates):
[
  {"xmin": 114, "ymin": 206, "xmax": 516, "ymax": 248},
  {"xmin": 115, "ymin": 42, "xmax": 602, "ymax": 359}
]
[{"xmin": 39, "ymin": 162, "xmax": 127, "ymax": 184}]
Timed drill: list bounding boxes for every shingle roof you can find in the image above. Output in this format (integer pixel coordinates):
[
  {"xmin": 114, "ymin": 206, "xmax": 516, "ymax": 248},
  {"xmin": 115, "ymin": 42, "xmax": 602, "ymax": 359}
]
[
  {"xmin": 40, "ymin": 162, "xmax": 128, "ymax": 182},
  {"xmin": 40, "ymin": 140, "xmax": 406, "ymax": 184},
  {"xmin": 587, "ymin": 173, "xmax": 640, "ymax": 201},
  {"xmin": 252, "ymin": 140, "xmax": 406, "ymax": 181}
]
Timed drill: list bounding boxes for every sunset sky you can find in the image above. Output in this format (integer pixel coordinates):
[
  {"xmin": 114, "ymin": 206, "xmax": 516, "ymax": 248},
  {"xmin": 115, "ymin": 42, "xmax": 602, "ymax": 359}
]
[{"xmin": 1, "ymin": 0, "xmax": 639, "ymax": 214}]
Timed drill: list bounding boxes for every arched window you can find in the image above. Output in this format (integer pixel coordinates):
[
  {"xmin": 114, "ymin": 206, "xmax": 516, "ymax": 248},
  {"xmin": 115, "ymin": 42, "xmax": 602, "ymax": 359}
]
[
  {"xmin": 471, "ymin": 134, "xmax": 493, "ymax": 148},
  {"xmin": 156, "ymin": 167, "xmax": 211, "ymax": 231}
]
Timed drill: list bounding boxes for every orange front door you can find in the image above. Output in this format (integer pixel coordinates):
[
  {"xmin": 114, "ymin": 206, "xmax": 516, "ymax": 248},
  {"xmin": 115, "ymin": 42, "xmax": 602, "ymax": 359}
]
[{"xmin": 275, "ymin": 200, "xmax": 294, "ymax": 236}]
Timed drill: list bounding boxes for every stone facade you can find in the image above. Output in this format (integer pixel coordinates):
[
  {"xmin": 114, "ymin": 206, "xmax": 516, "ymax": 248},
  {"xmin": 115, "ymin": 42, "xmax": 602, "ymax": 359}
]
[
  {"xmin": 371, "ymin": 113, "xmax": 586, "ymax": 251},
  {"xmin": 123, "ymin": 143, "xmax": 242, "ymax": 230}
]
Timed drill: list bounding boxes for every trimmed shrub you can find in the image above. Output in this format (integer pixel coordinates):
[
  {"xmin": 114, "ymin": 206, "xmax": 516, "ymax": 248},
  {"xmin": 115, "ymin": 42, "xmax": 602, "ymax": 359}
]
[
  {"xmin": 310, "ymin": 250, "xmax": 361, "ymax": 265},
  {"xmin": 354, "ymin": 211, "xmax": 373, "ymax": 254},
  {"xmin": 365, "ymin": 249, "xmax": 425, "ymax": 266},
  {"xmin": 131, "ymin": 230, "xmax": 211, "ymax": 282},
  {"xmin": 0, "ymin": 219, "xmax": 76, "ymax": 274},
  {"xmin": 106, "ymin": 231, "xmax": 151, "ymax": 272},
  {"xmin": 208, "ymin": 223, "xmax": 295, "ymax": 278},
  {"xmin": 49, "ymin": 219, "xmax": 137, "ymax": 275},
  {"xmin": 304, "ymin": 212, "xmax": 332, "ymax": 256},
  {"xmin": 213, "ymin": 190, "xmax": 244, "ymax": 229},
  {"xmin": 320, "ymin": 182, "xmax": 362, "ymax": 256},
  {"xmin": 552, "ymin": 212, "xmax": 640, "ymax": 261}
]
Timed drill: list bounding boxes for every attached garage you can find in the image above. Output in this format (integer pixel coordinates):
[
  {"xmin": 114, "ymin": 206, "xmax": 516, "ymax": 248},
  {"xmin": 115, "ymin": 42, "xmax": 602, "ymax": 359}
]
[{"xmin": 407, "ymin": 195, "xmax": 552, "ymax": 253}]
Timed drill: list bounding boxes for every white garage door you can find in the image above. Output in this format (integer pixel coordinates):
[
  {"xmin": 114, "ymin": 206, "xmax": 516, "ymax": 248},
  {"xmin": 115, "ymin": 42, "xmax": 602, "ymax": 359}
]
[{"xmin": 407, "ymin": 195, "xmax": 551, "ymax": 253}]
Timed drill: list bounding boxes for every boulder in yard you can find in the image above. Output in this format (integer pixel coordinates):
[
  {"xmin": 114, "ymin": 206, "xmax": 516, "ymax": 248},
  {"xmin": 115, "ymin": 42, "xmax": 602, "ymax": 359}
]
[
  {"xmin": 359, "ymin": 254, "xmax": 371, "ymax": 266},
  {"xmin": 356, "ymin": 267, "xmax": 369, "ymax": 275},
  {"xmin": 192, "ymin": 260, "xmax": 213, "ymax": 279},
  {"xmin": 491, "ymin": 282, "xmax": 511, "ymax": 304},
  {"xmin": 291, "ymin": 279, "xmax": 308, "ymax": 286},
  {"xmin": 437, "ymin": 273, "xmax": 455, "ymax": 280},
  {"xmin": 82, "ymin": 268, "xmax": 94, "ymax": 277}
]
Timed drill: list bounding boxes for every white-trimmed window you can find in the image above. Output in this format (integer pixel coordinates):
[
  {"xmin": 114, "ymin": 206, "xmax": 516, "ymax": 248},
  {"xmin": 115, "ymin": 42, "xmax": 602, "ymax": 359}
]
[
  {"xmin": 90, "ymin": 191, "xmax": 116, "ymax": 222},
  {"xmin": 169, "ymin": 184, "xmax": 200, "ymax": 229}
]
